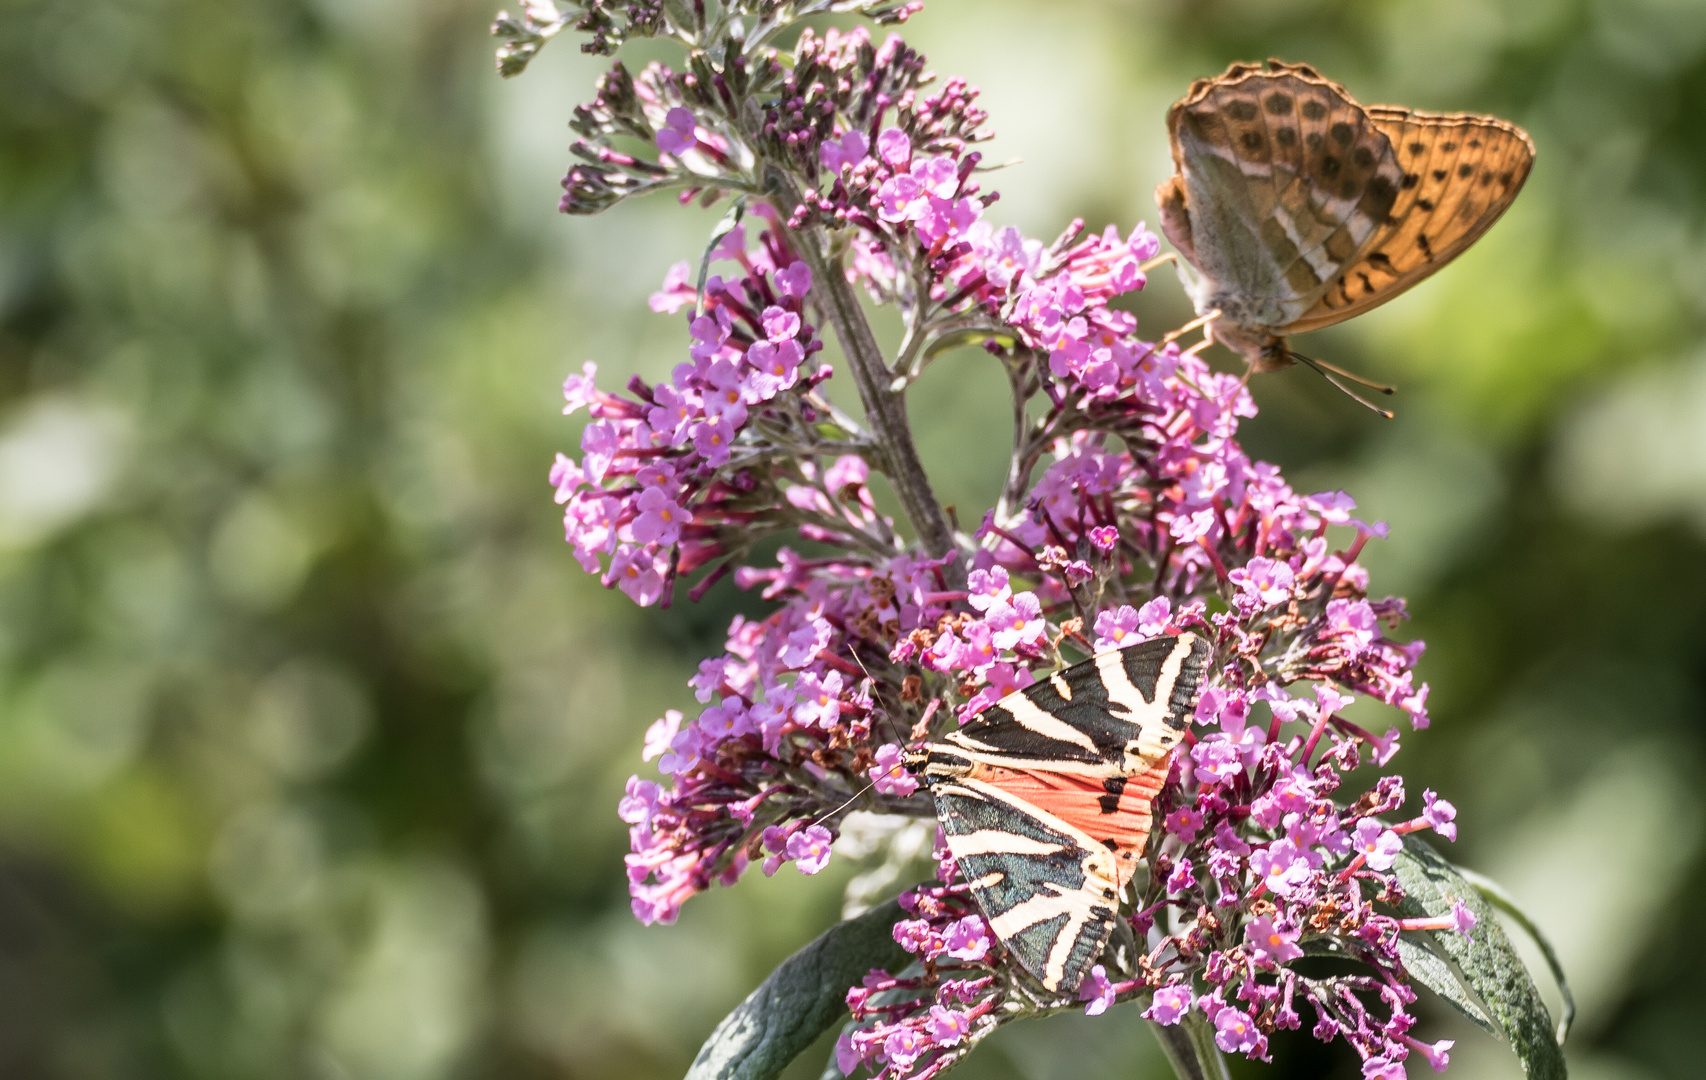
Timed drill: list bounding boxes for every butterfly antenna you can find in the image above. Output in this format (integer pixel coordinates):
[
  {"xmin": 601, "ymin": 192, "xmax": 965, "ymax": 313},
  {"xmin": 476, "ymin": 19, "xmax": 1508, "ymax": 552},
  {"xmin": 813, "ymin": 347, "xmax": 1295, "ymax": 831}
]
[
  {"xmin": 1292, "ymin": 352, "xmax": 1395, "ymax": 419},
  {"xmin": 1291, "ymin": 350, "xmax": 1395, "ymax": 395},
  {"xmin": 808, "ymin": 760, "xmax": 913, "ymax": 828}
]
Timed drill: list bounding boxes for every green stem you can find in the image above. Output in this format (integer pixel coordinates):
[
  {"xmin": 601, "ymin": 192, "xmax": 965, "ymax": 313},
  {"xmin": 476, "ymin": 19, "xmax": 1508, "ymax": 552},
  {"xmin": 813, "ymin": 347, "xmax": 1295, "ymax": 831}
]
[
  {"xmin": 769, "ymin": 178, "xmax": 958, "ymax": 563},
  {"xmin": 1150, "ymin": 1015, "xmax": 1232, "ymax": 1080}
]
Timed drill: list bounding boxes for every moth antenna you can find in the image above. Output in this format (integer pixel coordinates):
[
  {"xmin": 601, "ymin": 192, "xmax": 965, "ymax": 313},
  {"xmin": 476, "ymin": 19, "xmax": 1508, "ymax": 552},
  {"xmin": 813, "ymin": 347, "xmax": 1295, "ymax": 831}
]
[
  {"xmin": 1291, "ymin": 350, "xmax": 1395, "ymax": 395},
  {"xmin": 808, "ymin": 759, "xmax": 913, "ymax": 829},
  {"xmin": 1292, "ymin": 353, "xmax": 1396, "ymax": 419}
]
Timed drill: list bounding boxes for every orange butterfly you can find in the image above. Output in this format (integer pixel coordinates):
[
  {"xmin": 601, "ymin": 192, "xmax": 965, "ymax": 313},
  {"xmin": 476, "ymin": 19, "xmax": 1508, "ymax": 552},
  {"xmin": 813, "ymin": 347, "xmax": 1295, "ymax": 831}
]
[{"xmin": 1155, "ymin": 60, "xmax": 1535, "ymax": 411}]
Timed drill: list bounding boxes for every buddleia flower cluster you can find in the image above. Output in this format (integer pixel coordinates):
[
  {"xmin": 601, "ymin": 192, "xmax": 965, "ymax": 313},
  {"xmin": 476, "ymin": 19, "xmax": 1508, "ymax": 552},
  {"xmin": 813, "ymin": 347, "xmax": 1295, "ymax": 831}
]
[{"xmin": 499, "ymin": 4, "xmax": 1512, "ymax": 1080}]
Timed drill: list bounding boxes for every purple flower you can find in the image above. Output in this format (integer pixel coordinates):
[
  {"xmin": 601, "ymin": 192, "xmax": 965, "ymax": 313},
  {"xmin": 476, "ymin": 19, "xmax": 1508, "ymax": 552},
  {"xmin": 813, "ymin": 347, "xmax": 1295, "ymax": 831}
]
[
  {"xmin": 642, "ymin": 709, "xmax": 682, "ymax": 763},
  {"xmin": 1214, "ymin": 1007, "xmax": 1262, "ymax": 1054},
  {"xmin": 877, "ymin": 173, "xmax": 926, "ymax": 223},
  {"xmin": 872, "ymin": 743, "xmax": 920, "ymax": 797},
  {"xmin": 1088, "ymin": 524, "xmax": 1119, "ymax": 552},
  {"xmin": 824, "ymin": 454, "xmax": 868, "ymax": 493},
  {"xmin": 550, "ymin": 453, "xmax": 585, "ymax": 504},
  {"xmin": 1191, "ymin": 738, "xmax": 1244, "ymax": 783},
  {"xmin": 606, "ymin": 545, "xmax": 665, "ymax": 606},
  {"xmin": 629, "ymin": 486, "xmax": 689, "ymax": 546},
  {"xmin": 647, "ymin": 383, "xmax": 698, "ymax": 445},
  {"xmin": 966, "ymin": 565, "xmax": 1012, "ymax": 611},
  {"xmin": 819, "ymin": 129, "xmax": 869, "ymax": 173},
  {"xmin": 1451, "ymin": 901, "xmax": 1477, "ymax": 936},
  {"xmin": 618, "ymin": 776, "xmax": 659, "ymax": 829},
  {"xmin": 835, "ymin": 1032, "xmax": 861, "ymax": 1075},
  {"xmin": 1422, "ymin": 789, "xmax": 1457, "ymax": 841},
  {"xmin": 562, "ymin": 361, "xmax": 600, "ymax": 415},
  {"xmin": 1250, "ymin": 839, "xmax": 1315, "ymax": 898},
  {"xmin": 883, "ymin": 1026, "xmax": 930, "ymax": 1070},
  {"xmin": 941, "ymin": 915, "xmax": 991, "ymax": 961},
  {"xmin": 656, "ymin": 106, "xmax": 697, "ymax": 157},
  {"xmin": 1212, "ymin": 820, "xmax": 1252, "ymax": 856},
  {"xmin": 1324, "ymin": 598, "xmax": 1378, "ymax": 654},
  {"xmin": 776, "ymin": 260, "xmax": 813, "ymax": 298},
  {"xmin": 793, "ymin": 670, "xmax": 845, "ymax": 728},
  {"xmin": 689, "ymin": 305, "xmax": 733, "ymax": 361},
  {"xmin": 1078, "ymin": 964, "xmax": 1116, "ymax": 1016},
  {"xmin": 699, "ymin": 359, "xmax": 750, "ymax": 426},
  {"xmin": 1164, "ymin": 806, "xmax": 1203, "ymax": 842},
  {"xmin": 745, "ymin": 338, "xmax": 804, "ymax": 399},
  {"xmin": 786, "ymin": 824, "xmax": 834, "ymax": 874},
  {"xmin": 1228, "ymin": 555, "xmax": 1295, "ymax": 607},
  {"xmin": 1405, "ymin": 1036, "xmax": 1454, "ymax": 1073},
  {"xmin": 1166, "ymin": 857, "xmax": 1196, "ymax": 894},
  {"xmin": 761, "ymin": 305, "xmax": 802, "ymax": 342},
  {"xmin": 985, "ymin": 226, "xmax": 1040, "ymax": 289},
  {"xmin": 1137, "ymin": 596, "xmax": 1172, "ymax": 636},
  {"xmin": 1362, "ymin": 1056, "xmax": 1407, "ymax": 1080},
  {"xmin": 1093, "ymin": 605, "xmax": 1141, "ymax": 652},
  {"xmin": 1245, "ymin": 915, "xmax": 1304, "ymax": 965},
  {"xmin": 1351, "ymin": 819, "xmax": 1403, "ymax": 872},
  {"xmin": 1145, "ymin": 983, "xmax": 1193, "ymax": 1025},
  {"xmin": 649, "ymin": 260, "xmax": 694, "ymax": 313},
  {"xmin": 690, "ymin": 416, "xmax": 735, "ymax": 465},
  {"xmin": 926, "ymin": 1006, "xmax": 972, "ymax": 1045},
  {"xmin": 876, "ymin": 126, "xmax": 911, "ymax": 167},
  {"xmin": 986, "ymin": 592, "xmax": 1046, "ymax": 650}
]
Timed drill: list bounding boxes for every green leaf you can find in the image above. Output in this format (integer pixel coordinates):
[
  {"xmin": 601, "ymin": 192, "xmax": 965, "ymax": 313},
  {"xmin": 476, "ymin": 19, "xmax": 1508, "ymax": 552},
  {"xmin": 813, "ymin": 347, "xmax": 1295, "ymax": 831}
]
[
  {"xmin": 923, "ymin": 328, "xmax": 1016, "ymax": 361},
  {"xmin": 1394, "ymin": 933, "xmax": 1497, "ymax": 1035},
  {"xmin": 696, "ymin": 198, "xmax": 749, "ymax": 316},
  {"xmin": 1456, "ymin": 865, "xmax": 1576, "ymax": 1045},
  {"xmin": 1391, "ymin": 836, "xmax": 1567, "ymax": 1080},
  {"xmin": 686, "ymin": 899, "xmax": 912, "ymax": 1080}
]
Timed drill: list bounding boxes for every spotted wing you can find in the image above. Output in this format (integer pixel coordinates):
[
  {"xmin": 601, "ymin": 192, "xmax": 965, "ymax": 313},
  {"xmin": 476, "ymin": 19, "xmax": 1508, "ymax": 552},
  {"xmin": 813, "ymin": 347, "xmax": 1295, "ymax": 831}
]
[
  {"xmin": 1160, "ymin": 61, "xmax": 1405, "ymax": 329},
  {"xmin": 1284, "ymin": 108, "xmax": 1535, "ymax": 333}
]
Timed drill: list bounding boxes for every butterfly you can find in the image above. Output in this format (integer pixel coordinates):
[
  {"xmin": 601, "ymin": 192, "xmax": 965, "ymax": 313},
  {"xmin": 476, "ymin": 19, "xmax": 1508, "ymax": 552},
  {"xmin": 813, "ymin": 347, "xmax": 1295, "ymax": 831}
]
[
  {"xmin": 1155, "ymin": 60, "xmax": 1535, "ymax": 409},
  {"xmin": 904, "ymin": 633, "xmax": 1211, "ymax": 993}
]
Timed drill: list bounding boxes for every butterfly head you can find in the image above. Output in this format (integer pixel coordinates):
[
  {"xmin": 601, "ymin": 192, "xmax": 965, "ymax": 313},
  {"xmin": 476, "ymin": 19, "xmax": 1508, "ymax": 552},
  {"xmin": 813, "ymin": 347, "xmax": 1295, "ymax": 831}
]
[
  {"xmin": 899, "ymin": 743, "xmax": 932, "ymax": 775},
  {"xmin": 1205, "ymin": 316, "xmax": 1294, "ymax": 373}
]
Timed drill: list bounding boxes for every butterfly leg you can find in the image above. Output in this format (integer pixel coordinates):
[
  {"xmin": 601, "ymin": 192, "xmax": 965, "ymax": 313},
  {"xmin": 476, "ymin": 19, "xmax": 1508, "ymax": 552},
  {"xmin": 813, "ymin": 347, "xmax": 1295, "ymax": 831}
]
[{"xmin": 1160, "ymin": 309, "xmax": 1221, "ymax": 347}]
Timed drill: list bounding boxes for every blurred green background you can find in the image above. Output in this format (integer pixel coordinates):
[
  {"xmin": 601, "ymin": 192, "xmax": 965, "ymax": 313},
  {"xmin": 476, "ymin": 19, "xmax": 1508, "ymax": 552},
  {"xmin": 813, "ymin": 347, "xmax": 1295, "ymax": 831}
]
[{"xmin": 1, "ymin": 0, "xmax": 1702, "ymax": 1077}]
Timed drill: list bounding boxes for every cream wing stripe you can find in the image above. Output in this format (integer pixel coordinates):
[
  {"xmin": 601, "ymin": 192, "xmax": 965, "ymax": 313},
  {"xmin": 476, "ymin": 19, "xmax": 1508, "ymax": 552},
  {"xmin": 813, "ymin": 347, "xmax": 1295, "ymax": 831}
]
[
  {"xmin": 985, "ymin": 888, "xmax": 1081, "ymax": 941},
  {"xmin": 1094, "ymin": 648, "xmax": 1156, "ymax": 720},
  {"xmin": 946, "ymin": 829, "xmax": 1074, "ymax": 858},
  {"xmin": 998, "ymin": 693, "xmax": 1100, "ymax": 753}
]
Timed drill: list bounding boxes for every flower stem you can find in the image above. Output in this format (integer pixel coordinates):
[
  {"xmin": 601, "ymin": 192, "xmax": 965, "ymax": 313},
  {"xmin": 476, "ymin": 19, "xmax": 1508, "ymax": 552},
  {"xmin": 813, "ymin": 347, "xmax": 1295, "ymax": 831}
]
[
  {"xmin": 1150, "ymin": 1015, "xmax": 1232, "ymax": 1080},
  {"xmin": 769, "ymin": 180, "xmax": 957, "ymax": 563}
]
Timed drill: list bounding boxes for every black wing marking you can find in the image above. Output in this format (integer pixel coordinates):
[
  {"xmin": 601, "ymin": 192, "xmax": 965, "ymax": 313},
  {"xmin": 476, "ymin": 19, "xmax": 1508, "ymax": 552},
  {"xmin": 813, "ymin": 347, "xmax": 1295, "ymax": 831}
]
[
  {"xmin": 934, "ymin": 779, "xmax": 1121, "ymax": 992},
  {"xmin": 947, "ymin": 634, "xmax": 1210, "ymax": 774}
]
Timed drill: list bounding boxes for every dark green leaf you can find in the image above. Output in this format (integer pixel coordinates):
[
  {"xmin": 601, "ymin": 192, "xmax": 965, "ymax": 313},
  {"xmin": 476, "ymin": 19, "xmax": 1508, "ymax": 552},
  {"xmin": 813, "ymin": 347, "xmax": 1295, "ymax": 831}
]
[
  {"xmin": 1395, "ymin": 934, "xmax": 1497, "ymax": 1035},
  {"xmin": 1391, "ymin": 836, "xmax": 1567, "ymax": 1080},
  {"xmin": 1457, "ymin": 866, "xmax": 1576, "ymax": 1044},
  {"xmin": 686, "ymin": 899, "xmax": 912, "ymax": 1080}
]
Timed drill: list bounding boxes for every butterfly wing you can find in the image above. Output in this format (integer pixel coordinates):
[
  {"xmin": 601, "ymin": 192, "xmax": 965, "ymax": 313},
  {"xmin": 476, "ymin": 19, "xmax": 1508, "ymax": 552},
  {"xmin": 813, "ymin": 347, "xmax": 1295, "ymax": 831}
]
[
  {"xmin": 923, "ymin": 634, "xmax": 1211, "ymax": 992},
  {"xmin": 1161, "ymin": 62, "xmax": 1405, "ymax": 333},
  {"xmin": 933, "ymin": 776, "xmax": 1128, "ymax": 993},
  {"xmin": 1284, "ymin": 107, "xmax": 1535, "ymax": 333},
  {"xmin": 948, "ymin": 633, "xmax": 1208, "ymax": 775}
]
